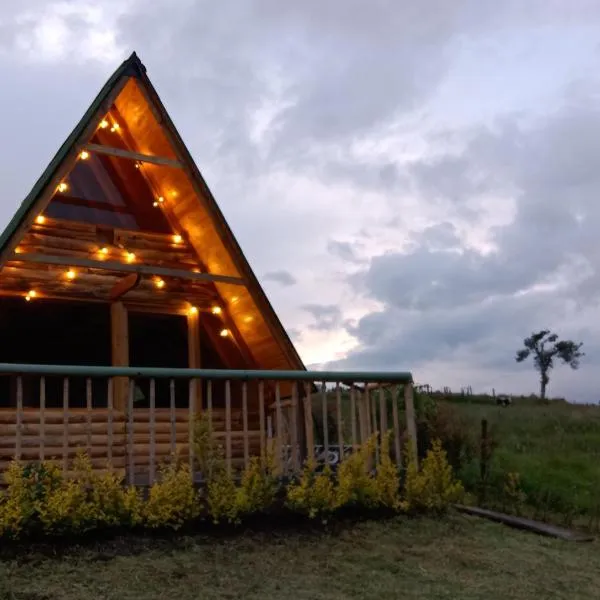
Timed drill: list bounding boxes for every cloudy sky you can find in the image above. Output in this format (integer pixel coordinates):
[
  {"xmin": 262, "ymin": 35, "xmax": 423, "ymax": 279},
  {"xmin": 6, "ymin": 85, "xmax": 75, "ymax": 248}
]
[{"xmin": 1, "ymin": 1, "xmax": 600, "ymax": 401}]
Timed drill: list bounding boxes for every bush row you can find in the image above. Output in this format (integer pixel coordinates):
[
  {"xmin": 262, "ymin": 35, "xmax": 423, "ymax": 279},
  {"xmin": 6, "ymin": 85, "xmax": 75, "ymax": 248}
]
[{"xmin": 0, "ymin": 432, "xmax": 463, "ymax": 540}]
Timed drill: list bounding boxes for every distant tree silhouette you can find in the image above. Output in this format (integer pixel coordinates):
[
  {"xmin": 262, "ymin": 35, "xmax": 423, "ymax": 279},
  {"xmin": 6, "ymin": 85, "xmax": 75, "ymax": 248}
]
[{"xmin": 516, "ymin": 330, "xmax": 584, "ymax": 401}]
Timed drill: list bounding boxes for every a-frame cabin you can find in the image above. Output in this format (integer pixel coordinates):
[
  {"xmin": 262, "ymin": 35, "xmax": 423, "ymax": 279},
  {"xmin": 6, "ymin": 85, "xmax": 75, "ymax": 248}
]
[{"xmin": 0, "ymin": 52, "xmax": 306, "ymax": 480}]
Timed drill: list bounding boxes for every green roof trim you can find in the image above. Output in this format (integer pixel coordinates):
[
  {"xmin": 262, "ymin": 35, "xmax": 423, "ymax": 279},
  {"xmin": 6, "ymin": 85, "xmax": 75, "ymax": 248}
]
[{"xmin": 0, "ymin": 52, "xmax": 143, "ymax": 256}]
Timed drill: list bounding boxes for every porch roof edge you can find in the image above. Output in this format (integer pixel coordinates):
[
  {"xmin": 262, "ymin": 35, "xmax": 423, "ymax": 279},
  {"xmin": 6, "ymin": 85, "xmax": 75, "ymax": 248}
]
[{"xmin": 0, "ymin": 363, "xmax": 413, "ymax": 383}]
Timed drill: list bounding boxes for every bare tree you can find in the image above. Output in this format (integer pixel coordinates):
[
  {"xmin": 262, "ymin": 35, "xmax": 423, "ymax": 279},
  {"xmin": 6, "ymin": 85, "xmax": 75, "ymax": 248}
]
[{"xmin": 516, "ymin": 330, "xmax": 584, "ymax": 401}]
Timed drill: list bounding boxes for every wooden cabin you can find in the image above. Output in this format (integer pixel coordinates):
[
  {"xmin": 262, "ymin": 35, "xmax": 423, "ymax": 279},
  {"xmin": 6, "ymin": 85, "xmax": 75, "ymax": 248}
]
[{"xmin": 0, "ymin": 52, "xmax": 308, "ymax": 481}]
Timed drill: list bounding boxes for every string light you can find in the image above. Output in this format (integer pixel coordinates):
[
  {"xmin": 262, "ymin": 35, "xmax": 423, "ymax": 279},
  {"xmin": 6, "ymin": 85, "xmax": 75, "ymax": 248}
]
[
  {"xmin": 66, "ymin": 269, "xmax": 76, "ymax": 280},
  {"xmin": 155, "ymin": 278, "xmax": 165, "ymax": 289},
  {"xmin": 110, "ymin": 122, "xmax": 120, "ymax": 133},
  {"xmin": 125, "ymin": 251, "xmax": 136, "ymax": 263},
  {"xmin": 98, "ymin": 247, "xmax": 109, "ymax": 256},
  {"xmin": 35, "ymin": 215, "xmax": 45, "ymax": 225},
  {"xmin": 188, "ymin": 305, "xmax": 198, "ymax": 316},
  {"xmin": 99, "ymin": 119, "xmax": 109, "ymax": 129},
  {"xmin": 57, "ymin": 182, "xmax": 68, "ymax": 193},
  {"xmin": 211, "ymin": 306, "xmax": 222, "ymax": 315},
  {"xmin": 79, "ymin": 150, "xmax": 90, "ymax": 160},
  {"xmin": 135, "ymin": 162, "xmax": 142, "ymax": 169},
  {"xmin": 14, "ymin": 247, "xmax": 21, "ymax": 254},
  {"xmin": 25, "ymin": 290, "xmax": 37, "ymax": 302},
  {"xmin": 219, "ymin": 329, "xmax": 230, "ymax": 337},
  {"xmin": 173, "ymin": 234, "xmax": 182, "ymax": 244},
  {"xmin": 153, "ymin": 196, "xmax": 165, "ymax": 208}
]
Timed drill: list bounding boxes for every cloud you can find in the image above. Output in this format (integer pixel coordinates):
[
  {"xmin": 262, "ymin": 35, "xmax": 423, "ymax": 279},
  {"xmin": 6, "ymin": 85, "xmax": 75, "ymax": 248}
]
[
  {"xmin": 262, "ymin": 270, "xmax": 297, "ymax": 287},
  {"xmin": 302, "ymin": 304, "xmax": 344, "ymax": 331}
]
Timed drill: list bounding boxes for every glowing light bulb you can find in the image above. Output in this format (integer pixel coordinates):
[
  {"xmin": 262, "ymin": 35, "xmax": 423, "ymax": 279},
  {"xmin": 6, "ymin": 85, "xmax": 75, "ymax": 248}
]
[
  {"xmin": 126, "ymin": 252, "xmax": 136, "ymax": 263},
  {"xmin": 153, "ymin": 201, "xmax": 159, "ymax": 207},
  {"xmin": 155, "ymin": 278, "xmax": 165, "ymax": 289},
  {"xmin": 25, "ymin": 290, "xmax": 37, "ymax": 301},
  {"xmin": 110, "ymin": 122, "xmax": 120, "ymax": 132},
  {"xmin": 14, "ymin": 247, "xmax": 21, "ymax": 254},
  {"xmin": 135, "ymin": 162, "xmax": 141, "ymax": 169},
  {"xmin": 99, "ymin": 247, "xmax": 108, "ymax": 256},
  {"xmin": 219, "ymin": 329, "xmax": 230, "ymax": 337},
  {"xmin": 66, "ymin": 269, "xmax": 76, "ymax": 280},
  {"xmin": 211, "ymin": 306, "xmax": 222, "ymax": 315},
  {"xmin": 57, "ymin": 182, "xmax": 68, "ymax": 193},
  {"xmin": 188, "ymin": 306, "xmax": 198, "ymax": 316},
  {"xmin": 99, "ymin": 119, "xmax": 109, "ymax": 129},
  {"xmin": 173, "ymin": 234, "xmax": 182, "ymax": 244},
  {"xmin": 35, "ymin": 215, "xmax": 45, "ymax": 225},
  {"xmin": 79, "ymin": 150, "xmax": 89, "ymax": 160},
  {"xmin": 158, "ymin": 196, "xmax": 164, "ymax": 204}
]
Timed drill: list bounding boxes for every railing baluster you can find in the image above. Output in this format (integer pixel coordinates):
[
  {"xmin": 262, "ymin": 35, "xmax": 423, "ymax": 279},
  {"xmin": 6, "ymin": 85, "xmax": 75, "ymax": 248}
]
[
  {"xmin": 188, "ymin": 379, "xmax": 195, "ymax": 475},
  {"xmin": 335, "ymin": 382, "xmax": 343, "ymax": 463},
  {"xmin": 242, "ymin": 381, "xmax": 249, "ymax": 470},
  {"xmin": 370, "ymin": 385, "xmax": 379, "ymax": 464},
  {"xmin": 207, "ymin": 379, "xmax": 213, "ymax": 435},
  {"xmin": 392, "ymin": 384, "xmax": 401, "ymax": 465},
  {"xmin": 15, "ymin": 376, "xmax": 22, "ymax": 463},
  {"xmin": 107, "ymin": 378, "xmax": 113, "ymax": 472},
  {"xmin": 321, "ymin": 381, "xmax": 329, "ymax": 461},
  {"xmin": 404, "ymin": 382, "xmax": 418, "ymax": 463},
  {"xmin": 225, "ymin": 380, "xmax": 232, "ymax": 474},
  {"xmin": 39, "ymin": 376, "xmax": 46, "ymax": 462},
  {"xmin": 290, "ymin": 383, "xmax": 299, "ymax": 473},
  {"xmin": 149, "ymin": 378, "xmax": 156, "ymax": 485},
  {"xmin": 62, "ymin": 378, "xmax": 69, "ymax": 475},
  {"xmin": 350, "ymin": 385, "xmax": 357, "ymax": 451},
  {"xmin": 275, "ymin": 381, "xmax": 283, "ymax": 474},
  {"xmin": 303, "ymin": 382, "xmax": 314, "ymax": 463},
  {"xmin": 379, "ymin": 384, "xmax": 387, "ymax": 436},
  {"xmin": 86, "ymin": 377, "xmax": 92, "ymax": 456},
  {"xmin": 258, "ymin": 381, "xmax": 266, "ymax": 460},
  {"xmin": 169, "ymin": 379, "xmax": 176, "ymax": 458},
  {"xmin": 127, "ymin": 378, "xmax": 134, "ymax": 486}
]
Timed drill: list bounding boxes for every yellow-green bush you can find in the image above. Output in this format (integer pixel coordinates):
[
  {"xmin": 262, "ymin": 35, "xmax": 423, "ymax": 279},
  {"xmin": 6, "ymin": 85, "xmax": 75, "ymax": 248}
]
[
  {"xmin": 402, "ymin": 438, "xmax": 464, "ymax": 514},
  {"xmin": 335, "ymin": 436, "xmax": 378, "ymax": 509},
  {"xmin": 144, "ymin": 461, "xmax": 200, "ymax": 529},
  {"xmin": 373, "ymin": 433, "xmax": 401, "ymax": 509},
  {"xmin": 286, "ymin": 461, "xmax": 337, "ymax": 521},
  {"xmin": 236, "ymin": 453, "xmax": 279, "ymax": 515}
]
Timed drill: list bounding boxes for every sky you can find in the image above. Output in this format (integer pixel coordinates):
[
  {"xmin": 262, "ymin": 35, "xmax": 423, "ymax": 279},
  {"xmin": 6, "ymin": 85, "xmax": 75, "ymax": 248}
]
[{"xmin": 1, "ymin": 1, "xmax": 600, "ymax": 401}]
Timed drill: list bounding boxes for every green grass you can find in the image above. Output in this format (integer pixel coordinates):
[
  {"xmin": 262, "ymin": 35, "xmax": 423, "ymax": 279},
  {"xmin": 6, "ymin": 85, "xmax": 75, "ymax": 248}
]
[
  {"xmin": 435, "ymin": 394, "xmax": 600, "ymax": 524},
  {"xmin": 0, "ymin": 516, "xmax": 598, "ymax": 599}
]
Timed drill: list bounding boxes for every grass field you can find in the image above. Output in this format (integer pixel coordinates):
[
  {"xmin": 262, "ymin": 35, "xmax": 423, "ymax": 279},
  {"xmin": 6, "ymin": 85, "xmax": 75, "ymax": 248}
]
[
  {"xmin": 0, "ymin": 516, "xmax": 597, "ymax": 600},
  {"xmin": 431, "ymin": 394, "xmax": 600, "ymax": 526}
]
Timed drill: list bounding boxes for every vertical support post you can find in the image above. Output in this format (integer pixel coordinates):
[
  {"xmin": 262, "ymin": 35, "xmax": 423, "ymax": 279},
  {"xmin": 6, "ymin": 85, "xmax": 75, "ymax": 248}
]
[
  {"xmin": 62, "ymin": 378, "xmax": 69, "ymax": 475},
  {"xmin": 15, "ymin": 376, "xmax": 22, "ymax": 462},
  {"xmin": 242, "ymin": 382, "xmax": 249, "ymax": 470},
  {"xmin": 321, "ymin": 382, "xmax": 329, "ymax": 460},
  {"xmin": 225, "ymin": 379, "xmax": 232, "ymax": 474},
  {"xmin": 335, "ymin": 382, "xmax": 344, "ymax": 462},
  {"xmin": 378, "ymin": 385, "xmax": 387, "ymax": 436},
  {"xmin": 86, "ymin": 378, "xmax": 92, "ymax": 456},
  {"xmin": 169, "ymin": 379, "xmax": 176, "ymax": 457},
  {"xmin": 188, "ymin": 379, "xmax": 195, "ymax": 475},
  {"xmin": 258, "ymin": 381, "xmax": 266, "ymax": 460},
  {"xmin": 107, "ymin": 378, "xmax": 113, "ymax": 472},
  {"xmin": 303, "ymin": 382, "xmax": 314, "ymax": 463},
  {"xmin": 127, "ymin": 379, "xmax": 134, "ymax": 486},
  {"xmin": 350, "ymin": 385, "xmax": 357, "ymax": 451},
  {"xmin": 39, "ymin": 376, "xmax": 46, "ymax": 462},
  {"xmin": 404, "ymin": 381, "xmax": 418, "ymax": 464},
  {"xmin": 357, "ymin": 386, "xmax": 368, "ymax": 444},
  {"xmin": 111, "ymin": 301, "xmax": 129, "ymax": 412},
  {"xmin": 149, "ymin": 378, "xmax": 156, "ymax": 485},
  {"xmin": 392, "ymin": 384, "xmax": 402, "ymax": 465},
  {"xmin": 275, "ymin": 381, "xmax": 283, "ymax": 474},
  {"xmin": 187, "ymin": 310, "xmax": 202, "ymax": 412},
  {"xmin": 290, "ymin": 382, "xmax": 299, "ymax": 473}
]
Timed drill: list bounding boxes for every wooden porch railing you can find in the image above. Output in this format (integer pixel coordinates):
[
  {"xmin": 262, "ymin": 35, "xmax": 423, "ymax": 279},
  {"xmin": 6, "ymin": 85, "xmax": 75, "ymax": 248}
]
[{"xmin": 0, "ymin": 364, "xmax": 415, "ymax": 485}]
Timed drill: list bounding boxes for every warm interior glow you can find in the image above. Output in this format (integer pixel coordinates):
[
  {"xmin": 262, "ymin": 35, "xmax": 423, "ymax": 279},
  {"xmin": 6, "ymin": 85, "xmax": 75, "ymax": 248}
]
[
  {"xmin": 99, "ymin": 119, "xmax": 109, "ymax": 129},
  {"xmin": 125, "ymin": 251, "xmax": 136, "ymax": 263},
  {"xmin": 211, "ymin": 306, "xmax": 222, "ymax": 315},
  {"xmin": 188, "ymin": 305, "xmax": 198, "ymax": 316},
  {"xmin": 219, "ymin": 329, "xmax": 230, "ymax": 337},
  {"xmin": 244, "ymin": 315, "xmax": 254, "ymax": 323},
  {"xmin": 173, "ymin": 234, "xmax": 182, "ymax": 244},
  {"xmin": 35, "ymin": 215, "xmax": 46, "ymax": 225},
  {"xmin": 57, "ymin": 182, "xmax": 68, "ymax": 193},
  {"xmin": 79, "ymin": 150, "xmax": 90, "ymax": 160},
  {"xmin": 66, "ymin": 269, "xmax": 76, "ymax": 280},
  {"xmin": 155, "ymin": 278, "xmax": 165, "ymax": 289}
]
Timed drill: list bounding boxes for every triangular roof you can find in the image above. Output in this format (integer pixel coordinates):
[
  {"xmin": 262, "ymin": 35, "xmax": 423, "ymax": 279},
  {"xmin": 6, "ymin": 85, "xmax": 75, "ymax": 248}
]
[{"xmin": 0, "ymin": 52, "xmax": 305, "ymax": 372}]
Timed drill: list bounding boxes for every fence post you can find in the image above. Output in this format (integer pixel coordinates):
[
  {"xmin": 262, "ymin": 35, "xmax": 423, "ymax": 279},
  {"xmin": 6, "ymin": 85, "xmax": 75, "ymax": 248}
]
[{"xmin": 404, "ymin": 382, "xmax": 418, "ymax": 464}]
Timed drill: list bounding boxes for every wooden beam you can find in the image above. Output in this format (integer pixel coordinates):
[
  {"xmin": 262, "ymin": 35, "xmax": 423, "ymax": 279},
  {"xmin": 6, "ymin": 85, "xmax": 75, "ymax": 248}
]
[
  {"xmin": 111, "ymin": 301, "xmax": 129, "ymax": 411},
  {"xmin": 12, "ymin": 253, "xmax": 246, "ymax": 286},
  {"xmin": 187, "ymin": 311, "xmax": 202, "ymax": 412},
  {"xmin": 84, "ymin": 143, "xmax": 182, "ymax": 169},
  {"xmin": 109, "ymin": 273, "xmax": 141, "ymax": 301}
]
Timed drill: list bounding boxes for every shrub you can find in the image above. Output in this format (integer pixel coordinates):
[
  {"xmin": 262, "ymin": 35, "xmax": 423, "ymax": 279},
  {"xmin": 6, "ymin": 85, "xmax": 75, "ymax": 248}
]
[
  {"xmin": 236, "ymin": 453, "xmax": 279, "ymax": 516},
  {"xmin": 144, "ymin": 461, "xmax": 200, "ymax": 529},
  {"xmin": 335, "ymin": 435, "xmax": 378, "ymax": 509},
  {"xmin": 402, "ymin": 439, "xmax": 464, "ymax": 514},
  {"xmin": 286, "ymin": 461, "xmax": 337, "ymax": 522},
  {"xmin": 373, "ymin": 432, "xmax": 401, "ymax": 509}
]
